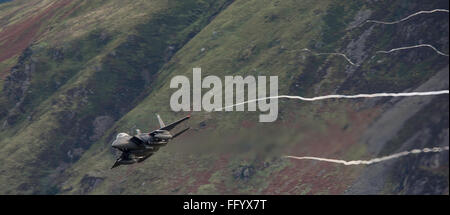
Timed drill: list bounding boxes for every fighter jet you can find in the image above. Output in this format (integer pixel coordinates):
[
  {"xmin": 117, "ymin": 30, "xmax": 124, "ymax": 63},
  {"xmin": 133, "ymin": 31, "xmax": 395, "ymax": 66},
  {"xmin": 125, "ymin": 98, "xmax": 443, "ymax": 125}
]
[{"xmin": 111, "ymin": 114, "xmax": 191, "ymax": 169}]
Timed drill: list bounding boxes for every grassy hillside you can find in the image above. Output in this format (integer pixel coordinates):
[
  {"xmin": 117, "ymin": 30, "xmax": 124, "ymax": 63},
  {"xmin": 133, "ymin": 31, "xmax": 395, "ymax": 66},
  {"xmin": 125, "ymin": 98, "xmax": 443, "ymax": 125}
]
[
  {"xmin": 0, "ymin": 0, "xmax": 233, "ymax": 194},
  {"xmin": 0, "ymin": 0, "xmax": 448, "ymax": 194},
  {"xmin": 61, "ymin": 0, "xmax": 449, "ymax": 194}
]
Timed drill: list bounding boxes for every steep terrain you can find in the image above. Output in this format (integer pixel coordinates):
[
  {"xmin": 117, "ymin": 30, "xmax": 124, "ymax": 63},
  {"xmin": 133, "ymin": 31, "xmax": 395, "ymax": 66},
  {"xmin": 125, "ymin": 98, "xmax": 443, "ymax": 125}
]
[{"xmin": 0, "ymin": 0, "xmax": 448, "ymax": 194}]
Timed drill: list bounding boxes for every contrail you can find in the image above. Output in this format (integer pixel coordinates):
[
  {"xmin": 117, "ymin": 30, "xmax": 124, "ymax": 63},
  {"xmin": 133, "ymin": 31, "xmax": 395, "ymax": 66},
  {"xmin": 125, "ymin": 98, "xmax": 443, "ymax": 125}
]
[
  {"xmin": 376, "ymin": 44, "xmax": 449, "ymax": 57},
  {"xmin": 216, "ymin": 90, "xmax": 449, "ymax": 111},
  {"xmin": 301, "ymin": 48, "xmax": 358, "ymax": 66},
  {"xmin": 284, "ymin": 146, "xmax": 449, "ymax": 166},
  {"xmin": 366, "ymin": 9, "xmax": 449, "ymax": 25},
  {"xmin": 298, "ymin": 9, "xmax": 449, "ymax": 65}
]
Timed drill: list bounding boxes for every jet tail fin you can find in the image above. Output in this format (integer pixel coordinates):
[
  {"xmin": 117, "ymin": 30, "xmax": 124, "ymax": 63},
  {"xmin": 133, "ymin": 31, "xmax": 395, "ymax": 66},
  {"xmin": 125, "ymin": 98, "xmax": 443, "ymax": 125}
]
[
  {"xmin": 172, "ymin": 127, "xmax": 190, "ymax": 139},
  {"xmin": 156, "ymin": 114, "xmax": 165, "ymax": 128}
]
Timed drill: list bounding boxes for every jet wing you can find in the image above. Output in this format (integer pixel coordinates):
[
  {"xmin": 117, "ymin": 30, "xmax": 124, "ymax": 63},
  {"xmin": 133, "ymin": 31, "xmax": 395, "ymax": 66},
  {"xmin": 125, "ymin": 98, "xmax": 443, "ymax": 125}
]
[
  {"xmin": 111, "ymin": 151, "xmax": 129, "ymax": 169},
  {"xmin": 158, "ymin": 115, "xmax": 191, "ymax": 131},
  {"xmin": 111, "ymin": 159, "xmax": 121, "ymax": 169}
]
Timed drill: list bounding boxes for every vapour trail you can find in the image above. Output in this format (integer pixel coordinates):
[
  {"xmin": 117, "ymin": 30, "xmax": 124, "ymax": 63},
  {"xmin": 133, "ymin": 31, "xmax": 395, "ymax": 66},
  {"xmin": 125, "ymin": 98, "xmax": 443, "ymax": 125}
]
[
  {"xmin": 301, "ymin": 48, "xmax": 358, "ymax": 66},
  {"xmin": 284, "ymin": 146, "xmax": 449, "ymax": 166},
  {"xmin": 366, "ymin": 9, "xmax": 449, "ymax": 25},
  {"xmin": 376, "ymin": 44, "xmax": 449, "ymax": 57},
  {"xmin": 215, "ymin": 90, "xmax": 449, "ymax": 111}
]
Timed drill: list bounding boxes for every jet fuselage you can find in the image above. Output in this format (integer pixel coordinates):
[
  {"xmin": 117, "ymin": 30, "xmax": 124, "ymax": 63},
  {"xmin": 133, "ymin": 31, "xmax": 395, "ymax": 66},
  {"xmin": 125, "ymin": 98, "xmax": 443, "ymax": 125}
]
[{"xmin": 111, "ymin": 114, "xmax": 191, "ymax": 169}]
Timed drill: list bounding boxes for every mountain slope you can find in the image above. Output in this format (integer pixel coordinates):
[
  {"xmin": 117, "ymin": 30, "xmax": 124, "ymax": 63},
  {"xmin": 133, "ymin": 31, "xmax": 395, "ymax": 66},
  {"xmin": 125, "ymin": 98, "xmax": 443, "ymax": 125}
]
[
  {"xmin": 0, "ymin": 0, "xmax": 233, "ymax": 194},
  {"xmin": 0, "ymin": 0, "xmax": 448, "ymax": 194}
]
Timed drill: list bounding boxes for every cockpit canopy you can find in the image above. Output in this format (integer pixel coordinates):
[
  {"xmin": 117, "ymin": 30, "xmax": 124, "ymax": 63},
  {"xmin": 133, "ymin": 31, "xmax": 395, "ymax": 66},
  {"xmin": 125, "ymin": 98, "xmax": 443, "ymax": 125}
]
[{"xmin": 116, "ymin": 133, "xmax": 130, "ymax": 139}]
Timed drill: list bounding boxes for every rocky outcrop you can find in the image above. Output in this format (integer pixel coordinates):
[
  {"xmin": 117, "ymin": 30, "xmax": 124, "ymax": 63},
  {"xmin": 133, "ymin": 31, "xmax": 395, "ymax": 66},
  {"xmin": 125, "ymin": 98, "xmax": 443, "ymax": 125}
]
[
  {"xmin": 1, "ymin": 48, "xmax": 34, "ymax": 128},
  {"xmin": 346, "ymin": 67, "xmax": 449, "ymax": 194},
  {"xmin": 90, "ymin": 115, "xmax": 114, "ymax": 141},
  {"xmin": 80, "ymin": 175, "xmax": 104, "ymax": 193},
  {"xmin": 233, "ymin": 165, "xmax": 255, "ymax": 181}
]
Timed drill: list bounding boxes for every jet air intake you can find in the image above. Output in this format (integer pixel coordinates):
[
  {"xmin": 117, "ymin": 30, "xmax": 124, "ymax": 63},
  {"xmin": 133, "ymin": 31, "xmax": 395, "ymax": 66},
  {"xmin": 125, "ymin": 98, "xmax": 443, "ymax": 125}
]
[{"xmin": 153, "ymin": 133, "xmax": 173, "ymax": 140}]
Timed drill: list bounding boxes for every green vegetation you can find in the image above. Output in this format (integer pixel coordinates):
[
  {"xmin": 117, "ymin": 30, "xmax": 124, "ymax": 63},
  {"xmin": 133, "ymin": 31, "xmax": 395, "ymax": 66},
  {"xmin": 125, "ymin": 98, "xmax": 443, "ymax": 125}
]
[
  {"xmin": 321, "ymin": 0, "xmax": 363, "ymax": 47},
  {"xmin": 0, "ymin": 0, "xmax": 448, "ymax": 194}
]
